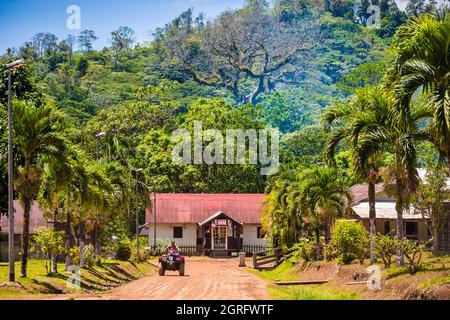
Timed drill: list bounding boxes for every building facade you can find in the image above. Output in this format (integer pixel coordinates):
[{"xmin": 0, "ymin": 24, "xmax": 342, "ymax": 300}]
[
  {"xmin": 347, "ymin": 184, "xmax": 431, "ymax": 242},
  {"xmin": 144, "ymin": 193, "xmax": 268, "ymax": 256}
]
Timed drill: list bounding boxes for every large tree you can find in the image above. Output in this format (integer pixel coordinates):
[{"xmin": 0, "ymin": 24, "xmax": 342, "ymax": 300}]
[
  {"xmin": 322, "ymin": 86, "xmax": 386, "ymax": 264},
  {"xmin": 385, "ymin": 14, "xmax": 450, "ymax": 176},
  {"xmin": 78, "ymin": 30, "xmax": 98, "ymax": 53},
  {"xmin": 12, "ymin": 101, "xmax": 67, "ymax": 277},
  {"xmin": 352, "ymin": 88, "xmax": 429, "ymax": 266},
  {"xmin": 159, "ymin": 6, "xmax": 318, "ymax": 104}
]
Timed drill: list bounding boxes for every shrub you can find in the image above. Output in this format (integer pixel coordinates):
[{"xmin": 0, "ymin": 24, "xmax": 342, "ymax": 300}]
[
  {"xmin": 101, "ymin": 219, "xmax": 130, "ymax": 256},
  {"xmin": 82, "ymin": 244, "xmax": 96, "ymax": 268},
  {"xmin": 288, "ymin": 238, "xmax": 317, "ymax": 263},
  {"xmin": 399, "ymin": 239, "xmax": 426, "ymax": 274},
  {"xmin": 375, "ymin": 233, "xmax": 397, "ymax": 268},
  {"xmin": 323, "ymin": 243, "xmax": 338, "ymax": 261},
  {"xmin": 69, "ymin": 246, "xmax": 80, "ymax": 266},
  {"xmin": 131, "ymin": 237, "xmax": 151, "ymax": 262},
  {"xmin": 32, "ymin": 227, "xmax": 65, "ymax": 274},
  {"xmin": 116, "ymin": 239, "xmax": 132, "ymax": 261},
  {"xmin": 331, "ymin": 220, "xmax": 369, "ymax": 265}
]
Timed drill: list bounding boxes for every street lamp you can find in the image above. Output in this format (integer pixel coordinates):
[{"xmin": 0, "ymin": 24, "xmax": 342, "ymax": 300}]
[
  {"xmin": 6, "ymin": 59, "xmax": 25, "ymax": 283},
  {"xmin": 132, "ymin": 168, "xmax": 144, "ymax": 261}
]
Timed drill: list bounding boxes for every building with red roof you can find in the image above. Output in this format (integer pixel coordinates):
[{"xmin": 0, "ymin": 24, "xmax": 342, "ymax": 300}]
[{"xmin": 144, "ymin": 193, "xmax": 268, "ymax": 256}]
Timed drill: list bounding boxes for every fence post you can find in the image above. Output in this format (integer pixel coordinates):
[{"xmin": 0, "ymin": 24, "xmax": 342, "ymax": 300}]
[{"xmin": 252, "ymin": 253, "xmax": 257, "ymax": 269}]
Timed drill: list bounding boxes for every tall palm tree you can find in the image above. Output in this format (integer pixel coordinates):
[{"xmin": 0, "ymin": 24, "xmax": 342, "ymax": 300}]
[
  {"xmin": 352, "ymin": 88, "xmax": 429, "ymax": 265},
  {"xmin": 262, "ymin": 169, "xmax": 302, "ymax": 248},
  {"xmin": 322, "ymin": 86, "xmax": 385, "ymax": 264},
  {"xmin": 385, "ymin": 13, "xmax": 450, "ymax": 174},
  {"xmin": 13, "ymin": 101, "xmax": 66, "ymax": 277},
  {"xmin": 38, "ymin": 145, "xmax": 94, "ymax": 271}
]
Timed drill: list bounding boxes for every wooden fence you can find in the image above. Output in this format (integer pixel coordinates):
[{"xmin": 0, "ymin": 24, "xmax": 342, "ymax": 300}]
[
  {"xmin": 146, "ymin": 244, "xmax": 270, "ymax": 257},
  {"xmin": 252, "ymin": 246, "xmax": 283, "ymax": 270},
  {"xmin": 146, "ymin": 245, "xmax": 202, "ymax": 256},
  {"xmin": 242, "ymin": 245, "xmax": 269, "ymax": 256}
]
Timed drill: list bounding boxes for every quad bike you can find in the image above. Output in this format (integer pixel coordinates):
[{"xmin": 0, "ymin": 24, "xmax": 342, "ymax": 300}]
[{"xmin": 158, "ymin": 249, "xmax": 185, "ymax": 276}]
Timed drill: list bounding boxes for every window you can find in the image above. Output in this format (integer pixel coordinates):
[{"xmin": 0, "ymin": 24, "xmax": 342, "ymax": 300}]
[
  {"xmin": 257, "ymin": 226, "xmax": 265, "ymax": 239},
  {"xmin": 384, "ymin": 221, "xmax": 391, "ymax": 235},
  {"xmin": 173, "ymin": 226, "xmax": 183, "ymax": 239},
  {"xmin": 405, "ymin": 221, "xmax": 418, "ymax": 240}
]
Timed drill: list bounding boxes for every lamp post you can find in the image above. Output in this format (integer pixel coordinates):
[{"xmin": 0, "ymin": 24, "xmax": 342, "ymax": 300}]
[
  {"xmin": 6, "ymin": 59, "xmax": 25, "ymax": 283},
  {"xmin": 132, "ymin": 168, "xmax": 143, "ymax": 261}
]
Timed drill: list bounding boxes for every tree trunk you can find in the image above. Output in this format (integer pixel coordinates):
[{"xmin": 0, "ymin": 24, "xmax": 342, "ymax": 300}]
[
  {"xmin": 51, "ymin": 255, "xmax": 58, "ymax": 274},
  {"xmin": 324, "ymin": 220, "xmax": 331, "ymax": 244},
  {"xmin": 95, "ymin": 225, "xmax": 101, "ymax": 256},
  {"xmin": 433, "ymin": 224, "xmax": 439, "ymax": 256},
  {"xmin": 20, "ymin": 196, "xmax": 31, "ymax": 277},
  {"xmin": 368, "ymin": 181, "xmax": 377, "ymax": 264},
  {"xmin": 79, "ymin": 220, "xmax": 86, "ymax": 268},
  {"xmin": 315, "ymin": 228, "xmax": 321, "ymax": 261},
  {"xmin": 65, "ymin": 212, "xmax": 72, "ymax": 271},
  {"xmin": 447, "ymin": 146, "xmax": 450, "ymax": 177},
  {"xmin": 395, "ymin": 178, "xmax": 405, "ymax": 266}
]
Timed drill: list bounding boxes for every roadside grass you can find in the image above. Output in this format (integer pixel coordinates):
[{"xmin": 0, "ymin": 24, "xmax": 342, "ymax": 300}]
[
  {"xmin": 384, "ymin": 252, "xmax": 450, "ymax": 280},
  {"xmin": 269, "ymin": 285, "xmax": 359, "ymax": 300},
  {"xmin": 247, "ymin": 261, "xmax": 359, "ymax": 300},
  {"xmin": 0, "ymin": 259, "xmax": 156, "ymax": 299},
  {"xmin": 419, "ymin": 276, "xmax": 450, "ymax": 289}
]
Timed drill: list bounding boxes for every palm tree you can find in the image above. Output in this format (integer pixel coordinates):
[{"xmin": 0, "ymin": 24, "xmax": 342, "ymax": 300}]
[
  {"xmin": 385, "ymin": 13, "xmax": 450, "ymax": 174},
  {"xmin": 38, "ymin": 145, "xmax": 93, "ymax": 271},
  {"xmin": 352, "ymin": 88, "xmax": 429, "ymax": 266},
  {"xmin": 13, "ymin": 101, "xmax": 66, "ymax": 277},
  {"xmin": 262, "ymin": 169, "xmax": 302, "ymax": 248},
  {"xmin": 322, "ymin": 86, "xmax": 385, "ymax": 264},
  {"xmin": 297, "ymin": 166, "xmax": 352, "ymax": 259}
]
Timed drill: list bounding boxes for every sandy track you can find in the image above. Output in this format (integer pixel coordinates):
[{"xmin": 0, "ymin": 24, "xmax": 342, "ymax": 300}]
[{"xmin": 66, "ymin": 258, "xmax": 269, "ymax": 300}]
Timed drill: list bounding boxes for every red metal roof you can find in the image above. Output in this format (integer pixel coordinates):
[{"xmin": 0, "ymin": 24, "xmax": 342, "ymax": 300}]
[
  {"xmin": 349, "ymin": 184, "xmax": 384, "ymax": 205},
  {"xmin": 0, "ymin": 201, "xmax": 49, "ymax": 234},
  {"xmin": 146, "ymin": 194, "xmax": 266, "ymax": 225}
]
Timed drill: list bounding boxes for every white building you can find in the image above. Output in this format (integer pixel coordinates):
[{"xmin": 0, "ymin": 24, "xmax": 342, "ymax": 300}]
[{"xmin": 144, "ymin": 193, "xmax": 268, "ymax": 256}]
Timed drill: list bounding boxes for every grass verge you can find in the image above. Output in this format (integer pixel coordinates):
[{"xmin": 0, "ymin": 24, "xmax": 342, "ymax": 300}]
[
  {"xmin": 247, "ymin": 261, "xmax": 359, "ymax": 300},
  {"xmin": 0, "ymin": 259, "xmax": 156, "ymax": 299}
]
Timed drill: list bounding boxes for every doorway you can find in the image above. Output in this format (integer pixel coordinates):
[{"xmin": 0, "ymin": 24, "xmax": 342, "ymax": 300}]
[{"xmin": 213, "ymin": 226, "xmax": 227, "ymax": 249}]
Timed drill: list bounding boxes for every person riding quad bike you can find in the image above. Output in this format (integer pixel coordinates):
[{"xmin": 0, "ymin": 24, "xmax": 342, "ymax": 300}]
[
  {"xmin": 165, "ymin": 241, "xmax": 180, "ymax": 253},
  {"xmin": 158, "ymin": 241, "xmax": 185, "ymax": 276}
]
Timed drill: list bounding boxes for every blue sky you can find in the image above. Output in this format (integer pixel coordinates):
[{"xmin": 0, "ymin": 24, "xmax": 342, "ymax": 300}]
[{"xmin": 0, "ymin": 0, "xmax": 245, "ymax": 53}]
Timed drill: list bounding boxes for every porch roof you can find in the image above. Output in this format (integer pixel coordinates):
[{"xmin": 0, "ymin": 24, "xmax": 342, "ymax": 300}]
[{"xmin": 198, "ymin": 211, "xmax": 243, "ymax": 226}]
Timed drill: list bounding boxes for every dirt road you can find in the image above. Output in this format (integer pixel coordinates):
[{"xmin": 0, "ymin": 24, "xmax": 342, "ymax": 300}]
[{"xmin": 66, "ymin": 258, "xmax": 269, "ymax": 300}]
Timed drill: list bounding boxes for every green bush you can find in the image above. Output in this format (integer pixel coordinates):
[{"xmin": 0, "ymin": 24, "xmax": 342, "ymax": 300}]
[
  {"xmin": 323, "ymin": 243, "xmax": 338, "ymax": 261},
  {"xmin": 331, "ymin": 220, "xmax": 369, "ymax": 265},
  {"xmin": 32, "ymin": 227, "xmax": 65, "ymax": 274},
  {"xmin": 131, "ymin": 237, "xmax": 151, "ymax": 262},
  {"xmin": 68, "ymin": 246, "xmax": 80, "ymax": 266},
  {"xmin": 288, "ymin": 238, "xmax": 317, "ymax": 263},
  {"xmin": 82, "ymin": 244, "xmax": 96, "ymax": 268},
  {"xmin": 101, "ymin": 219, "xmax": 130, "ymax": 256},
  {"xmin": 399, "ymin": 238, "xmax": 426, "ymax": 274},
  {"xmin": 375, "ymin": 233, "xmax": 397, "ymax": 268},
  {"xmin": 116, "ymin": 239, "xmax": 132, "ymax": 261}
]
